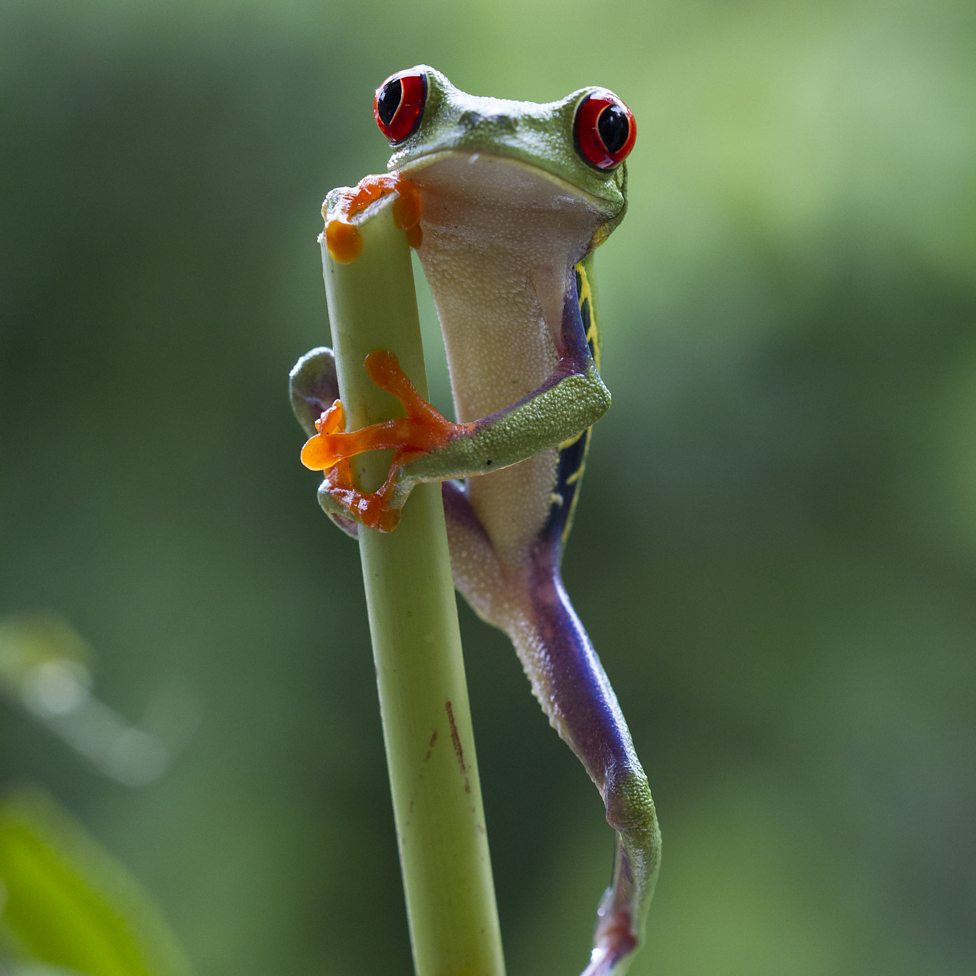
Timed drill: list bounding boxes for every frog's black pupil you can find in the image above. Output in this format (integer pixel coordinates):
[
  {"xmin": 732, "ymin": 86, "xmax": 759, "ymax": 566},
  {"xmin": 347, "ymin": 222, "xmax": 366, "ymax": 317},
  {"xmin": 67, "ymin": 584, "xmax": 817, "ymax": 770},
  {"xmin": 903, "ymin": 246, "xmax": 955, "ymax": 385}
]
[
  {"xmin": 377, "ymin": 79, "xmax": 402, "ymax": 127},
  {"xmin": 597, "ymin": 104, "xmax": 629, "ymax": 153}
]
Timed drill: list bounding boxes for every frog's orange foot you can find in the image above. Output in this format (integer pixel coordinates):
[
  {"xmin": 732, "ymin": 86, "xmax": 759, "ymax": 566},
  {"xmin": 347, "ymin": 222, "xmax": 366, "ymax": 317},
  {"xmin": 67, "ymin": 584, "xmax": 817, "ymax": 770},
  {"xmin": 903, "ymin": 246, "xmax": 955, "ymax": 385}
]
[
  {"xmin": 299, "ymin": 399, "xmax": 347, "ymax": 469},
  {"xmin": 300, "ymin": 351, "xmax": 468, "ymax": 530},
  {"xmin": 321, "ymin": 458, "xmax": 401, "ymax": 533},
  {"xmin": 300, "ymin": 350, "xmax": 466, "ymax": 473}
]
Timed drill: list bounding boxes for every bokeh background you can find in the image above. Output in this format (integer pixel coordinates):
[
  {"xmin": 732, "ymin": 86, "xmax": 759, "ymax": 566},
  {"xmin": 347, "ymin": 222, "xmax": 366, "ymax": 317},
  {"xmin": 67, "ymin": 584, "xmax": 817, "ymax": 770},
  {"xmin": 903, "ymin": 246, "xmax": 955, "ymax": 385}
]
[{"xmin": 2, "ymin": 0, "xmax": 974, "ymax": 973}]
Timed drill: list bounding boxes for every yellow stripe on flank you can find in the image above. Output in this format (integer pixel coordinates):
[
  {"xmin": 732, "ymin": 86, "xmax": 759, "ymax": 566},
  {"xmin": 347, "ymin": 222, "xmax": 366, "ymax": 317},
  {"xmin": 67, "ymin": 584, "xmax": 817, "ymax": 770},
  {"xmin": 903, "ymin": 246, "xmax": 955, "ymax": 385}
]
[
  {"xmin": 556, "ymin": 262, "xmax": 602, "ymax": 546},
  {"xmin": 576, "ymin": 261, "xmax": 601, "ymax": 370},
  {"xmin": 558, "ymin": 430, "xmax": 585, "ymax": 450}
]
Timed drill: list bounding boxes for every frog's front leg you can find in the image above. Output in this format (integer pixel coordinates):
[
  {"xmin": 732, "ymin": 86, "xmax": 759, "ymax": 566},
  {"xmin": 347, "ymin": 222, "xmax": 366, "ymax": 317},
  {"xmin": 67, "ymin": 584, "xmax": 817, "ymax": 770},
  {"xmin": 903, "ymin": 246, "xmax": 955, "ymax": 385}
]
[
  {"xmin": 297, "ymin": 348, "xmax": 471, "ymax": 531},
  {"xmin": 290, "ymin": 346, "xmax": 483, "ymax": 539},
  {"xmin": 299, "ymin": 284, "xmax": 611, "ymax": 531}
]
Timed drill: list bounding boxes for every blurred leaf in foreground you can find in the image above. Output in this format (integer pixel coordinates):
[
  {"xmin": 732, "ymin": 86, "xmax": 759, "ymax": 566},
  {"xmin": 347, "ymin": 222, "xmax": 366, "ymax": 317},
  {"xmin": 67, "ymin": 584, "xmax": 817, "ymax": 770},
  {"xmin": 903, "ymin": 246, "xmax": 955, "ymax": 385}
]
[{"xmin": 0, "ymin": 791, "xmax": 192, "ymax": 976}]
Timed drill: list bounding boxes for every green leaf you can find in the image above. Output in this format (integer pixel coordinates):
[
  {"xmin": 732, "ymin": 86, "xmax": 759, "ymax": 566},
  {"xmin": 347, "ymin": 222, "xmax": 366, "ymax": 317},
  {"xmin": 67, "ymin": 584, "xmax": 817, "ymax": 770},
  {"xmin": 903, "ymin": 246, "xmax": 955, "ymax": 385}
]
[{"xmin": 0, "ymin": 791, "xmax": 191, "ymax": 976}]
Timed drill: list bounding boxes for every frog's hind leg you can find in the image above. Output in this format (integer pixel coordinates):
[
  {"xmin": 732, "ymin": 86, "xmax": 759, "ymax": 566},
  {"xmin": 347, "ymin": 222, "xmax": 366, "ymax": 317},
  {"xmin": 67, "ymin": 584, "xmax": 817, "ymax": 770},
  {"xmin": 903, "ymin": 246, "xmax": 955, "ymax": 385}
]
[
  {"xmin": 445, "ymin": 509, "xmax": 660, "ymax": 974},
  {"xmin": 514, "ymin": 552, "xmax": 660, "ymax": 975}
]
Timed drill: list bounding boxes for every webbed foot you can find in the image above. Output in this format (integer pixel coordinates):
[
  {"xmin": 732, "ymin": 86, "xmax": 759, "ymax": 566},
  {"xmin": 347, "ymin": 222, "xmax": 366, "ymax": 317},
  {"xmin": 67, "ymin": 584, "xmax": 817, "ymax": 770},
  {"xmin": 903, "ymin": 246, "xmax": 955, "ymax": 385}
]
[
  {"xmin": 300, "ymin": 350, "xmax": 466, "ymax": 532},
  {"xmin": 289, "ymin": 348, "xmax": 359, "ymax": 537}
]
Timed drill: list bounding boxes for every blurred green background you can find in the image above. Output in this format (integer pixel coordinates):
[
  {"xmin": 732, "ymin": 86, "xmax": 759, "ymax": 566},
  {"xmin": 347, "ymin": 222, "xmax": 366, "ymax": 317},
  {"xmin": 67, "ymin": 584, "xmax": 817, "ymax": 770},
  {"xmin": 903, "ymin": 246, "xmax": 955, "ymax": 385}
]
[{"xmin": 2, "ymin": 0, "xmax": 974, "ymax": 973}]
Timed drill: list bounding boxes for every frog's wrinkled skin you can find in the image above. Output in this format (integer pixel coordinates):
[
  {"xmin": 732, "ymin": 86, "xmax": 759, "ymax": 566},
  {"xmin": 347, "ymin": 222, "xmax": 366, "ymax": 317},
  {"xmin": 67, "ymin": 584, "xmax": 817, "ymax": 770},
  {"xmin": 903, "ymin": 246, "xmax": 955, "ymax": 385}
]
[{"xmin": 290, "ymin": 66, "xmax": 660, "ymax": 975}]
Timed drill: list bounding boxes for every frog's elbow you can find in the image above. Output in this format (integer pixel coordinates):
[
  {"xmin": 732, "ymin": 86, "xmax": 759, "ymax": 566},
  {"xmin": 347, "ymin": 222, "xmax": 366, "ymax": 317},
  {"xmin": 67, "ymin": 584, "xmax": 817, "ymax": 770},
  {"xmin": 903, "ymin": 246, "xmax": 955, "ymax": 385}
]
[
  {"xmin": 582, "ymin": 367, "xmax": 612, "ymax": 425},
  {"xmin": 553, "ymin": 366, "xmax": 611, "ymax": 432}
]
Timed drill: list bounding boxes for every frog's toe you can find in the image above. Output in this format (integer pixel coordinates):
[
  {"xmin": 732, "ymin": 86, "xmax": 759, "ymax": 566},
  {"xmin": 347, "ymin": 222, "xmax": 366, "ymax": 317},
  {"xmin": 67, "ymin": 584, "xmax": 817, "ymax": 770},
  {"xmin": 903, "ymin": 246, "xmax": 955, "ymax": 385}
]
[
  {"xmin": 317, "ymin": 475, "xmax": 349, "ymax": 518},
  {"xmin": 316, "ymin": 461, "xmax": 402, "ymax": 534},
  {"xmin": 315, "ymin": 481, "xmax": 359, "ymax": 539},
  {"xmin": 289, "ymin": 347, "xmax": 339, "ymax": 435}
]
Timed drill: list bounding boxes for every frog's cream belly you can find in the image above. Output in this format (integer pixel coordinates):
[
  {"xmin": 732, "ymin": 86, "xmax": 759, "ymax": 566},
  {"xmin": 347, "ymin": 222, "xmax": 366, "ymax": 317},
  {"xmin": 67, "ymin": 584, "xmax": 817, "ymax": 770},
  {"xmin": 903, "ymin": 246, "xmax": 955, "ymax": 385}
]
[
  {"xmin": 419, "ymin": 246, "xmax": 561, "ymax": 559},
  {"xmin": 408, "ymin": 152, "xmax": 605, "ymax": 560}
]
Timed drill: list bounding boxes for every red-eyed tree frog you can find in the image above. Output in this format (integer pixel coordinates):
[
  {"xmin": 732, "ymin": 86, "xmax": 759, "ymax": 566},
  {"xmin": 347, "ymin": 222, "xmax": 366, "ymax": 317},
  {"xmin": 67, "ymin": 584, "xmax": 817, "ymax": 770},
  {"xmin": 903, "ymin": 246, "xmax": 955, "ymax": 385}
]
[{"xmin": 290, "ymin": 66, "xmax": 660, "ymax": 975}]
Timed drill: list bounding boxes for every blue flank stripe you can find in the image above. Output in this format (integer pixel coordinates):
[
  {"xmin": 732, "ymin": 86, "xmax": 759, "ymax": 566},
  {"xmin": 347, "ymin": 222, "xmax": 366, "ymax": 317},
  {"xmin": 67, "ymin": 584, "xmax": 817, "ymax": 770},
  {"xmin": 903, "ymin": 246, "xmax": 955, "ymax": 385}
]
[{"xmin": 544, "ymin": 261, "xmax": 600, "ymax": 547}]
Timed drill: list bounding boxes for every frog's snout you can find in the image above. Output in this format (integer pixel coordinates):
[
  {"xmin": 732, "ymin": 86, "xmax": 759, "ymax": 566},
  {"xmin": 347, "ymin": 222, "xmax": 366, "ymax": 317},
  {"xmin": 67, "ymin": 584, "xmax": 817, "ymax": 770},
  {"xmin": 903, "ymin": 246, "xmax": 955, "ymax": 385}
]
[{"xmin": 459, "ymin": 110, "xmax": 518, "ymax": 134}]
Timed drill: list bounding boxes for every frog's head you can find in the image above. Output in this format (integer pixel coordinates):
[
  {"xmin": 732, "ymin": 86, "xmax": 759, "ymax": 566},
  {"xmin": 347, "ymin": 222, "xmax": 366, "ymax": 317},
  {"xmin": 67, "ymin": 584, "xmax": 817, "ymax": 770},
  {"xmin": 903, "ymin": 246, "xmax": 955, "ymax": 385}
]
[{"xmin": 372, "ymin": 66, "xmax": 636, "ymax": 243}]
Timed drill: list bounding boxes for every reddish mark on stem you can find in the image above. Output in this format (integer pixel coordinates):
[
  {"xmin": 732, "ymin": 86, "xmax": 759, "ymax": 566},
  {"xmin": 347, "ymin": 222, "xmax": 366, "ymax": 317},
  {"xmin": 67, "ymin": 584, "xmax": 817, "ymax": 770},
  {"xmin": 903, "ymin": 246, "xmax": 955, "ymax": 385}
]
[
  {"xmin": 445, "ymin": 700, "xmax": 471, "ymax": 794},
  {"xmin": 424, "ymin": 729, "xmax": 438, "ymax": 762}
]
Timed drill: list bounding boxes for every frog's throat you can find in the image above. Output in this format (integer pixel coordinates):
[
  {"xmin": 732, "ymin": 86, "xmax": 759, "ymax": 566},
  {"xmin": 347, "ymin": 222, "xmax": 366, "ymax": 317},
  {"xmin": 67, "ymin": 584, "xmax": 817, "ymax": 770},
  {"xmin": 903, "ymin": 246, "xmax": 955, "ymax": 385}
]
[{"xmin": 395, "ymin": 150, "xmax": 620, "ymax": 221}]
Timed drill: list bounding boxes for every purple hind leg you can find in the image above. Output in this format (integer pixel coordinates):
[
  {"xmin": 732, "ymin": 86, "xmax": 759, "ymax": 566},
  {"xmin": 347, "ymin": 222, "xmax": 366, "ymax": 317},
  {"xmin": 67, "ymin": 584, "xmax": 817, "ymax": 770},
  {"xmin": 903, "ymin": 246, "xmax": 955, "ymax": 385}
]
[
  {"xmin": 442, "ymin": 485, "xmax": 660, "ymax": 973},
  {"xmin": 509, "ymin": 551, "xmax": 661, "ymax": 974}
]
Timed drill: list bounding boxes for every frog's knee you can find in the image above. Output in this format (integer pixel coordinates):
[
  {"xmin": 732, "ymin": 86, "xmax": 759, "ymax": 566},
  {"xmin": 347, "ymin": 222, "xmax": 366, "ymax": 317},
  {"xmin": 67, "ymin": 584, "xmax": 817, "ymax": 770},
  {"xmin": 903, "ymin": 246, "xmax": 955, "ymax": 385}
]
[
  {"xmin": 289, "ymin": 347, "xmax": 339, "ymax": 435},
  {"xmin": 605, "ymin": 767, "xmax": 658, "ymax": 843}
]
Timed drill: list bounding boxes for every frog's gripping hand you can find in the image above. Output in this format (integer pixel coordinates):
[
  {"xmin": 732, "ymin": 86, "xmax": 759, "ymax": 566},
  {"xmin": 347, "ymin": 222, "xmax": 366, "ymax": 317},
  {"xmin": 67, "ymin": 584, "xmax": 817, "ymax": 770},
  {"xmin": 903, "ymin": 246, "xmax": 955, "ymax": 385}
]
[
  {"xmin": 289, "ymin": 347, "xmax": 360, "ymax": 537},
  {"xmin": 294, "ymin": 310, "xmax": 610, "ymax": 532},
  {"xmin": 290, "ymin": 345, "xmax": 463, "ymax": 534}
]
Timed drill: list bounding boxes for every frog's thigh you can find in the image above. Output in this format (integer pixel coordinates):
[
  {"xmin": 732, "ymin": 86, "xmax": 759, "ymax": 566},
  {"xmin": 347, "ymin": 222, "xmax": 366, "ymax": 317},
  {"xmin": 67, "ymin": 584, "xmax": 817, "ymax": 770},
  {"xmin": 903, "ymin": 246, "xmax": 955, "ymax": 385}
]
[{"xmin": 442, "ymin": 482, "xmax": 507, "ymax": 627}]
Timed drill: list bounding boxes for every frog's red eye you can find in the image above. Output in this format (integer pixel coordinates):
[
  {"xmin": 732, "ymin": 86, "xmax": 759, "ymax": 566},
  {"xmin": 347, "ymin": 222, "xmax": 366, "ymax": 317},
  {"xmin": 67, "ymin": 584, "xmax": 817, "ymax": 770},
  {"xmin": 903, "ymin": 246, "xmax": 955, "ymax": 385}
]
[
  {"xmin": 573, "ymin": 90, "xmax": 636, "ymax": 171},
  {"xmin": 374, "ymin": 70, "xmax": 428, "ymax": 144}
]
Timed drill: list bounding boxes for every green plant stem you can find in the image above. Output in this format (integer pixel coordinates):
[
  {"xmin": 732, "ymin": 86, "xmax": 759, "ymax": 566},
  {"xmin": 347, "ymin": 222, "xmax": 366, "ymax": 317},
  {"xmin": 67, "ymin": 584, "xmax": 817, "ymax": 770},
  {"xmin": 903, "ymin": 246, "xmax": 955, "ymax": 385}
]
[{"xmin": 320, "ymin": 192, "xmax": 506, "ymax": 976}]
